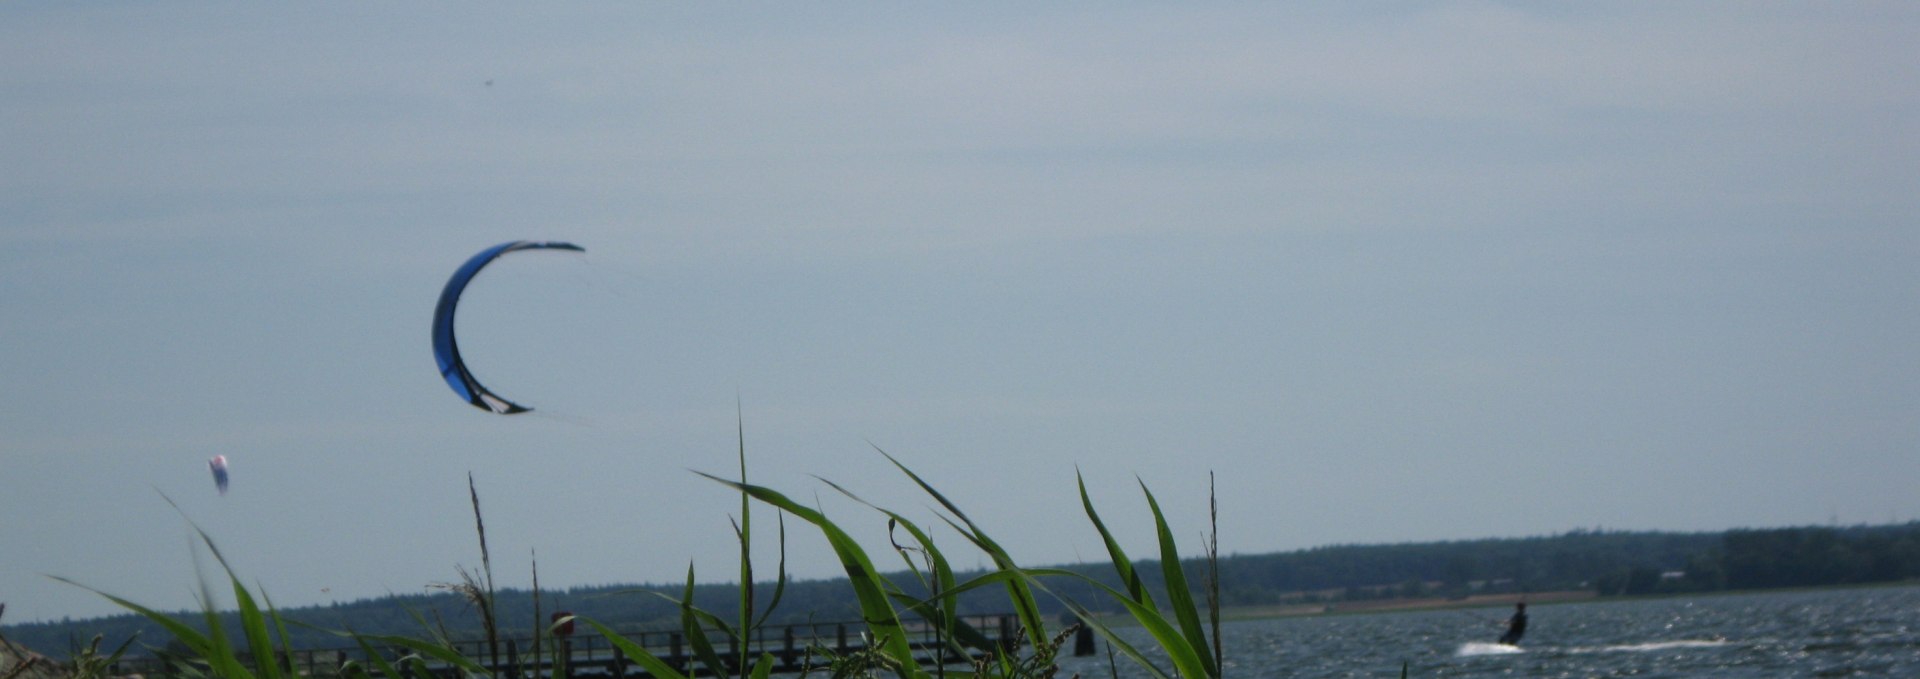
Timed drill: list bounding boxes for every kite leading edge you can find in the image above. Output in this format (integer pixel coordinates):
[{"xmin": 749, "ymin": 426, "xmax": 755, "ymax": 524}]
[{"xmin": 431, "ymin": 240, "xmax": 585, "ymax": 414}]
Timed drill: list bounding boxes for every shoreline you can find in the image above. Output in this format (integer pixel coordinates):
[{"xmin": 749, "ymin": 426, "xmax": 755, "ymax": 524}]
[
  {"xmin": 1214, "ymin": 590, "xmax": 1598, "ymax": 622},
  {"xmin": 1147, "ymin": 580, "xmax": 1920, "ymax": 626}
]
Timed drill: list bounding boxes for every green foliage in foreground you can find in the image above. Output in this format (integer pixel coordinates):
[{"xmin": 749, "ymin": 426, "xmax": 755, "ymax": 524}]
[{"xmin": 43, "ymin": 442, "xmax": 1229, "ymax": 679}]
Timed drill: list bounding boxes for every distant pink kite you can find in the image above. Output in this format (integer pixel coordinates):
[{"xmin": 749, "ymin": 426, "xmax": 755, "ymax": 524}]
[{"xmin": 209, "ymin": 455, "xmax": 229, "ymax": 496}]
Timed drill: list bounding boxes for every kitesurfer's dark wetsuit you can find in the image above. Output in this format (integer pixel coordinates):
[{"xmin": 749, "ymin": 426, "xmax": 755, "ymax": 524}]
[{"xmin": 1498, "ymin": 604, "xmax": 1528, "ymax": 645}]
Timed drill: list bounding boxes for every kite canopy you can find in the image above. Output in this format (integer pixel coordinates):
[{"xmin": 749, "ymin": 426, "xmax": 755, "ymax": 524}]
[
  {"xmin": 431, "ymin": 240, "xmax": 585, "ymax": 414},
  {"xmin": 209, "ymin": 455, "xmax": 229, "ymax": 495}
]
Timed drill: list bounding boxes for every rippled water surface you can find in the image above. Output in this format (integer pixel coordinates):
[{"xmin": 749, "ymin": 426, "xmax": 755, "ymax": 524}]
[{"xmin": 1052, "ymin": 585, "xmax": 1920, "ymax": 678}]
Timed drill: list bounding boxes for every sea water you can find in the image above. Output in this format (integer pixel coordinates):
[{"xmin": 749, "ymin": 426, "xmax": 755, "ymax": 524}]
[{"xmin": 1051, "ymin": 584, "xmax": 1920, "ymax": 677}]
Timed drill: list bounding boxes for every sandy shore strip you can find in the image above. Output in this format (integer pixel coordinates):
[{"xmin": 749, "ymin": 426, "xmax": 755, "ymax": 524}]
[{"xmin": 1199, "ymin": 590, "xmax": 1599, "ymax": 622}]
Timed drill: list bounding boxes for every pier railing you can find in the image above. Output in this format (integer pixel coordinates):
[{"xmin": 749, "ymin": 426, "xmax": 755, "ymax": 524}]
[{"xmin": 108, "ymin": 613, "xmax": 1087, "ymax": 678}]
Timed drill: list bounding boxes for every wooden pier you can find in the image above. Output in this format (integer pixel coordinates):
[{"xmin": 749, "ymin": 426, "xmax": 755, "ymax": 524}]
[{"xmin": 109, "ymin": 613, "xmax": 1087, "ymax": 678}]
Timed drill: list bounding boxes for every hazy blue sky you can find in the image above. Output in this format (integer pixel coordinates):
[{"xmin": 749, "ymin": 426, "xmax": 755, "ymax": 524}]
[{"xmin": 4, "ymin": 3, "xmax": 1915, "ymax": 624}]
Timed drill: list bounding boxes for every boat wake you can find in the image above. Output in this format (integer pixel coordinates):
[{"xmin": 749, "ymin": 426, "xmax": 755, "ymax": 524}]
[
  {"xmin": 1570, "ymin": 639, "xmax": 1730, "ymax": 654},
  {"xmin": 1455, "ymin": 642, "xmax": 1523, "ymax": 656},
  {"xmin": 1457, "ymin": 639, "xmax": 1727, "ymax": 657}
]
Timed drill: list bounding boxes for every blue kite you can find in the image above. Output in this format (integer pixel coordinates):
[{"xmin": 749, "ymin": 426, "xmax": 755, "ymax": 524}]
[{"xmin": 431, "ymin": 240, "xmax": 584, "ymax": 414}]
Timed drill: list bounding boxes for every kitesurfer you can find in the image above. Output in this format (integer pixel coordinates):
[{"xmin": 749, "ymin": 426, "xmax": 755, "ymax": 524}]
[{"xmin": 1497, "ymin": 602, "xmax": 1528, "ymax": 645}]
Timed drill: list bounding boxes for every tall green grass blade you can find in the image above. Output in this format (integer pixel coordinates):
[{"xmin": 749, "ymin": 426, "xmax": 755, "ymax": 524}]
[
  {"xmin": 263, "ymin": 593, "xmax": 297, "ymax": 679},
  {"xmin": 820, "ymin": 479, "xmax": 960, "ymax": 641},
  {"xmin": 189, "ymin": 546, "xmax": 253, "ymax": 679},
  {"xmin": 207, "ymin": 554, "xmax": 280, "ymax": 677},
  {"xmin": 873, "ymin": 448, "xmax": 1048, "ymax": 649},
  {"xmin": 464, "ymin": 473, "xmax": 501, "ymax": 673},
  {"xmin": 1207, "ymin": 471, "xmax": 1223, "ymax": 671},
  {"xmin": 402, "ymin": 656, "xmax": 437, "ymax": 679},
  {"xmin": 100, "ymin": 633, "xmax": 141, "ymax": 667},
  {"xmin": 346, "ymin": 632, "xmax": 404, "ymax": 679},
  {"xmin": 1020, "ymin": 568, "xmax": 1201, "ymax": 679},
  {"xmin": 747, "ymin": 652, "xmax": 775, "ymax": 679},
  {"xmin": 352, "ymin": 634, "xmax": 489, "ymax": 676},
  {"xmin": 200, "ymin": 607, "xmax": 253, "ymax": 679},
  {"xmin": 1077, "ymin": 471, "xmax": 1155, "ymax": 610},
  {"xmin": 393, "ymin": 604, "xmax": 456, "ymax": 650},
  {"xmin": 749, "ymin": 513, "xmax": 790, "ymax": 630},
  {"xmin": 865, "ymin": 566, "xmax": 1014, "ymax": 655},
  {"xmin": 580, "ymin": 619, "xmax": 689, "ymax": 679},
  {"xmin": 156, "ymin": 491, "xmax": 258, "ymax": 679},
  {"xmin": 543, "ymin": 615, "xmax": 569, "ymax": 679},
  {"xmin": 234, "ymin": 585, "xmax": 279, "ymax": 679},
  {"xmin": 882, "ymin": 591, "xmax": 998, "ymax": 652},
  {"xmin": 734, "ymin": 405, "xmax": 753, "ymax": 679},
  {"xmin": 697, "ymin": 473, "xmax": 922, "ymax": 675},
  {"xmin": 883, "ymin": 515, "xmax": 959, "ymax": 644},
  {"xmin": 878, "ymin": 569, "xmax": 1036, "ymax": 654},
  {"xmin": 47, "ymin": 577, "xmax": 214, "ymax": 657},
  {"xmin": 924, "ymin": 509, "xmax": 1054, "ymax": 653},
  {"xmin": 679, "ymin": 565, "xmax": 730, "ymax": 679},
  {"xmin": 1139, "ymin": 480, "xmax": 1217, "ymax": 677},
  {"xmin": 531, "ymin": 551, "xmax": 546, "ymax": 679}
]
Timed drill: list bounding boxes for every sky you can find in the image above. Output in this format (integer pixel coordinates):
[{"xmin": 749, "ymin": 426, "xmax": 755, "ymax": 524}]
[{"xmin": 3, "ymin": 2, "xmax": 1916, "ymax": 625}]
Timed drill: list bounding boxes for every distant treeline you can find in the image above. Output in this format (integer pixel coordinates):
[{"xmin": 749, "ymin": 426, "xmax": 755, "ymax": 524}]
[
  {"xmin": 1201, "ymin": 522, "xmax": 1920, "ymax": 603},
  {"xmin": 8, "ymin": 522, "xmax": 1918, "ymax": 657}
]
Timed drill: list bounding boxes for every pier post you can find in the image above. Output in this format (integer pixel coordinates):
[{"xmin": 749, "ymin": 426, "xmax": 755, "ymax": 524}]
[{"xmin": 783, "ymin": 626, "xmax": 796, "ymax": 666}]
